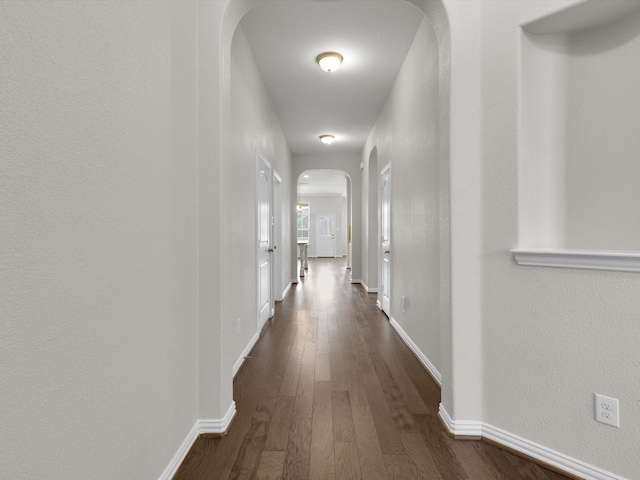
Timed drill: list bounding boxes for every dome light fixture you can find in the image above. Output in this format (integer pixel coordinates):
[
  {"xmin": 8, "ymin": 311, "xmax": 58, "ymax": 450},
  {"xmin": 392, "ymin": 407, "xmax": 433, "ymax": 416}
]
[
  {"xmin": 316, "ymin": 52, "xmax": 343, "ymax": 73},
  {"xmin": 319, "ymin": 134, "xmax": 335, "ymax": 145}
]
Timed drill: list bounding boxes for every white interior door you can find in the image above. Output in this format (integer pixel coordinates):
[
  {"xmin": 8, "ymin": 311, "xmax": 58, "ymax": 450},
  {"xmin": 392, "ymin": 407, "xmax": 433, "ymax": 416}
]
[
  {"xmin": 257, "ymin": 153, "xmax": 273, "ymax": 331},
  {"xmin": 316, "ymin": 213, "xmax": 336, "ymax": 257},
  {"xmin": 380, "ymin": 164, "xmax": 391, "ymax": 317}
]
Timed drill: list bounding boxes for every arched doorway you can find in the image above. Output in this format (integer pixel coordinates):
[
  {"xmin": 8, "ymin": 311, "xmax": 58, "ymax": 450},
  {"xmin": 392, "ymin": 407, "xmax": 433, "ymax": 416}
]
[
  {"xmin": 212, "ymin": 0, "xmax": 453, "ymax": 434},
  {"xmin": 296, "ymin": 169, "xmax": 351, "ymax": 276}
]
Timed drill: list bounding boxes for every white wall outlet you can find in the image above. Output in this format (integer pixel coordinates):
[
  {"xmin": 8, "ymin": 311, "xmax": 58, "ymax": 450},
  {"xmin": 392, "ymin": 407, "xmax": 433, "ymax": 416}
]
[
  {"xmin": 400, "ymin": 296, "xmax": 407, "ymax": 312},
  {"xmin": 236, "ymin": 318, "xmax": 241, "ymax": 335},
  {"xmin": 595, "ymin": 394, "xmax": 620, "ymax": 427}
]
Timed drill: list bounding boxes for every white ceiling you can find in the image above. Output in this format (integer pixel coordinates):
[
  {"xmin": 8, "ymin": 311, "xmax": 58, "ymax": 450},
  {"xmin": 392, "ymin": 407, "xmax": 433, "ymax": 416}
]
[
  {"xmin": 241, "ymin": 0, "xmax": 424, "ymax": 155},
  {"xmin": 298, "ymin": 169, "xmax": 348, "ymax": 197}
]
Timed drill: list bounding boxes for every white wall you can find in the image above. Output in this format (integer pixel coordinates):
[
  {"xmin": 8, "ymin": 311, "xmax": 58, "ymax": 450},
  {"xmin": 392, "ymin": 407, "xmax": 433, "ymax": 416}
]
[
  {"xmin": 366, "ymin": 1, "xmax": 640, "ymax": 477},
  {"xmin": 362, "ymin": 16, "xmax": 443, "ymax": 377},
  {"xmin": 196, "ymin": 0, "xmax": 226, "ymax": 424},
  {"xmin": 300, "ymin": 195, "xmax": 347, "ymax": 258},
  {"xmin": 362, "ymin": 148, "xmax": 379, "ymax": 292},
  {"xmin": 472, "ymin": 1, "xmax": 640, "ymax": 477},
  {"xmin": 226, "ymin": 24, "xmax": 292, "ymax": 373},
  {"xmin": 1, "ymin": 2, "xmax": 199, "ymax": 478},
  {"xmin": 4, "ymin": 1, "xmax": 639, "ymax": 478}
]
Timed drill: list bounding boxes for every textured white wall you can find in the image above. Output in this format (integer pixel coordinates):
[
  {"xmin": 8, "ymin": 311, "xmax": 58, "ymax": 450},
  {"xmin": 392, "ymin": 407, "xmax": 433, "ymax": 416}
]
[
  {"xmin": 367, "ymin": 1, "xmax": 640, "ymax": 477},
  {"xmin": 0, "ymin": 2, "xmax": 200, "ymax": 478},
  {"xmin": 362, "ymin": 17, "xmax": 443, "ymax": 375},
  {"xmin": 227, "ymin": 25, "xmax": 292, "ymax": 367},
  {"xmin": 478, "ymin": 1, "xmax": 640, "ymax": 477},
  {"xmin": 197, "ymin": 0, "xmax": 227, "ymax": 422},
  {"xmin": 361, "ymin": 147, "xmax": 380, "ymax": 293}
]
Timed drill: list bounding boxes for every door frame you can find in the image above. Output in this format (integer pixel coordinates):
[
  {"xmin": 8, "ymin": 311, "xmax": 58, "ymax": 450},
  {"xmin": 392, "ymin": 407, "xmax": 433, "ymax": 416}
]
[
  {"xmin": 379, "ymin": 162, "xmax": 391, "ymax": 316},
  {"xmin": 273, "ymin": 170, "xmax": 283, "ymax": 305},
  {"xmin": 256, "ymin": 151, "xmax": 273, "ymax": 333}
]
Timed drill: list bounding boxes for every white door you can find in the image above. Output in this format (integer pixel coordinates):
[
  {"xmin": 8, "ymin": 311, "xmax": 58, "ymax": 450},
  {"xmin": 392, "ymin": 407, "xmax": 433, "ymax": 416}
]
[
  {"xmin": 316, "ymin": 213, "xmax": 336, "ymax": 257},
  {"xmin": 380, "ymin": 164, "xmax": 391, "ymax": 317},
  {"xmin": 257, "ymin": 153, "xmax": 273, "ymax": 331}
]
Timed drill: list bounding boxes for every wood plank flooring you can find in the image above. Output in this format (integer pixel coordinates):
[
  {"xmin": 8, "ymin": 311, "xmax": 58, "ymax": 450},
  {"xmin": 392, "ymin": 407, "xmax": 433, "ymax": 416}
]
[{"xmin": 174, "ymin": 258, "xmax": 572, "ymax": 480}]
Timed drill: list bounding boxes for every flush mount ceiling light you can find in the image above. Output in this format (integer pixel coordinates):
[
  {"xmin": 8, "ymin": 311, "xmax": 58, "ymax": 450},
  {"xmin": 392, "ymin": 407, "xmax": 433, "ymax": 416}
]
[
  {"xmin": 319, "ymin": 134, "xmax": 335, "ymax": 145},
  {"xmin": 316, "ymin": 52, "xmax": 343, "ymax": 73}
]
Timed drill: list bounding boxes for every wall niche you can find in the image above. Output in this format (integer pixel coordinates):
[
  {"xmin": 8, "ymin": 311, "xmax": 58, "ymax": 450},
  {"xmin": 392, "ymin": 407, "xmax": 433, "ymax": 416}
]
[{"xmin": 514, "ymin": 0, "xmax": 640, "ymax": 271}]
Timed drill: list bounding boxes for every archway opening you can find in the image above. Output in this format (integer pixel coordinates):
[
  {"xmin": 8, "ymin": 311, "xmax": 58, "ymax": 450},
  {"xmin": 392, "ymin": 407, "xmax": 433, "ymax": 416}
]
[
  {"xmin": 296, "ymin": 169, "xmax": 352, "ymax": 277},
  {"xmin": 217, "ymin": 0, "xmax": 451, "ymax": 428}
]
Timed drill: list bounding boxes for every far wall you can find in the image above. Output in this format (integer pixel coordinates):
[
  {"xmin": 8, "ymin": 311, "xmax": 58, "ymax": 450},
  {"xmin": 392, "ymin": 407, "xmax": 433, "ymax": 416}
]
[{"xmin": 300, "ymin": 194, "xmax": 348, "ymax": 258}]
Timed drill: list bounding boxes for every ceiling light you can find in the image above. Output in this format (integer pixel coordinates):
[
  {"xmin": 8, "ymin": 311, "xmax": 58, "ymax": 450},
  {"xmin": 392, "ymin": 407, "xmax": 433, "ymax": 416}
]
[
  {"xmin": 319, "ymin": 134, "xmax": 335, "ymax": 145},
  {"xmin": 316, "ymin": 52, "xmax": 343, "ymax": 73}
]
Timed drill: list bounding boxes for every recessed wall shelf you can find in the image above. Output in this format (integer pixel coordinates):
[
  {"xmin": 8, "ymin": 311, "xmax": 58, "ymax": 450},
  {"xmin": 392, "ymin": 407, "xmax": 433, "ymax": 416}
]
[
  {"xmin": 517, "ymin": 2, "xmax": 640, "ymax": 256},
  {"xmin": 511, "ymin": 249, "xmax": 640, "ymax": 273}
]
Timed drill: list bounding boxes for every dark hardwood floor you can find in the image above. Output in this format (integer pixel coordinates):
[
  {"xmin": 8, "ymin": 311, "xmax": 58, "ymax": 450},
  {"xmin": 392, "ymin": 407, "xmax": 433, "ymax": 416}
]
[{"xmin": 174, "ymin": 258, "xmax": 572, "ymax": 480}]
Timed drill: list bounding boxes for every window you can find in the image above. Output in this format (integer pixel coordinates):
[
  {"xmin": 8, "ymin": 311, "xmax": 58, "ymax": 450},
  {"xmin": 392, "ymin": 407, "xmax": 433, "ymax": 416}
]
[{"xmin": 297, "ymin": 203, "xmax": 310, "ymax": 242}]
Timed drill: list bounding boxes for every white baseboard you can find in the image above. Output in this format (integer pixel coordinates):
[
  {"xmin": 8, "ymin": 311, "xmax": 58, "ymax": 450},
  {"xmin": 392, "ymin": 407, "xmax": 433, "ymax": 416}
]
[
  {"xmin": 360, "ymin": 282, "xmax": 378, "ymax": 293},
  {"xmin": 438, "ymin": 405, "xmax": 627, "ymax": 480},
  {"xmin": 438, "ymin": 404, "xmax": 482, "ymax": 437},
  {"xmin": 281, "ymin": 281, "xmax": 292, "ymax": 299},
  {"xmin": 375, "ymin": 299, "xmax": 381, "ymax": 310},
  {"xmin": 233, "ymin": 331, "xmax": 260, "ymax": 379},
  {"xmin": 389, "ymin": 316, "xmax": 441, "ymax": 386},
  {"xmin": 158, "ymin": 402, "xmax": 236, "ymax": 480},
  {"xmin": 351, "ymin": 278, "xmax": 362, "ymax": 285},
  {"xmin": 198, "ymin": 402, "xmax": 237, "ymax": 434},
  {"xmin": 158, "ymin": 421, "xmax": 200, "ymax": 480}
]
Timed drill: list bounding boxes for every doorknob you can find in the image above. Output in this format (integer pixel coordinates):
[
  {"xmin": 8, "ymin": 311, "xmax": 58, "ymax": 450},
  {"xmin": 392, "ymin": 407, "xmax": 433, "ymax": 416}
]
[
  {"xmin": 384, "ymin": 250, "xmax": 390, "ymax": 254},
  {"xmin": 268, "ymin": 246, "xmax": 276, "ymax": 253}
]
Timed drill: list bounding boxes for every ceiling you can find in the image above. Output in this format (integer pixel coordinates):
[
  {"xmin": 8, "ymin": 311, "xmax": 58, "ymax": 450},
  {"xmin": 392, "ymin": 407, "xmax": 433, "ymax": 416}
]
[
  {"xmin": 298, "ymin": 169, "xmax": 348, "ymax": 197},
  {"xmin": 240, "ymin": 0, "xmax": 424, "ymax": 155}
]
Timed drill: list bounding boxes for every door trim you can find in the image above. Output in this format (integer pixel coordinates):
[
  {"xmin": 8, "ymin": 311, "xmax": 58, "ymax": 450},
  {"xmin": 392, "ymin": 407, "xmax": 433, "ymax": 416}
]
[
  {"xmin": 256, "ymin": 150, "xmax": 273, "ymax": 333},
  {"xmin": 272, "ymin": 170, "xmax": 283, "ymax": 307},
  {"xmin": 379, "ymin": 162, "xmax": 391, "ymax": 316}
]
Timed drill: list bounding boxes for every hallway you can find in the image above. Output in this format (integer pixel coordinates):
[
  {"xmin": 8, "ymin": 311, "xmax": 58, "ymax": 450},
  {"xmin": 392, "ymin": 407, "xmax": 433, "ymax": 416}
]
[{"xmin": 174, "ymin": 259, "xmax": 570, "ymax": 480}]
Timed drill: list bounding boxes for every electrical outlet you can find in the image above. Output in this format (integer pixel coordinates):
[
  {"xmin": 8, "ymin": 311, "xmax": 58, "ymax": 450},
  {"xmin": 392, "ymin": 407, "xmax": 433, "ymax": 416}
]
[
  {"xmin": 236, "ymin": 318, "xmax": 241, "ymax": 335},
  {"xmin": 400, "ymin": 296, "xmax": 407, "ymax": 312},
  {"xmin": 595, "ymin": 394, "xmax": 619, "ymax": 427}
]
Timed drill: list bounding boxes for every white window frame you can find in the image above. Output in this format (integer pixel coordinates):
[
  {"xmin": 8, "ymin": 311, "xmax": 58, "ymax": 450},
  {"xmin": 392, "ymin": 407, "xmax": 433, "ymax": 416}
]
[{"xmin": 297, "ymin": 202, "xmax": 310, "ymax": 243}]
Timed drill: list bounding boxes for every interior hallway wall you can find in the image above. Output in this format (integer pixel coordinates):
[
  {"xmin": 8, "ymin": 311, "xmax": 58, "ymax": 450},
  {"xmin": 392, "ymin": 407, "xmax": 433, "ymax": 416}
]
[
  {"xmin": 362, "ymin": 16, "xmax": 443, "ymax": 377},
  {"xmin": 1, "ymin": 2, "xmax": 200, "ymax": 478},
  {"xmin": 475, "ymin": 2, "xmax": 640, "ymax": 477},
  {"xmin": 361, "ymin": 148, "xmax": 379, "ymax": 293},
  {"xmin": 227, "ymin": 24, "xmax": 292, "ymax": 369}
]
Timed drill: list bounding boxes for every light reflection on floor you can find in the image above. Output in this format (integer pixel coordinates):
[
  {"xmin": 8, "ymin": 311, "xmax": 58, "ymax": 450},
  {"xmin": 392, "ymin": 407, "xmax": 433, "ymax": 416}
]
[{"xmin": 297, "ymin": 257, "xmax": 350, "ymax": 302}]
